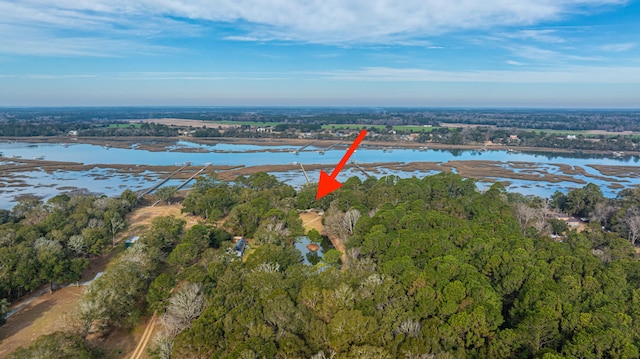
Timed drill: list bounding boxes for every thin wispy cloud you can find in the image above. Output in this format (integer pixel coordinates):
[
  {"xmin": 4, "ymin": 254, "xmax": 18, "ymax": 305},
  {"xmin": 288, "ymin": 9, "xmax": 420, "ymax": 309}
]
[
  {"xmin": 320, "ymin": 66, "xmax": 640, "ymax": 83},
  {"xmin": 224, "ymin": 36, "xmax": 263, "ymax": 42},
  {"xmin": 18, "ymin": 66, "xmax": 640, "ymax": 84},
  {"xmin": 113, "ymin": 71, "xmax": 295, "ymax": 81},
  {"xmin": 0, "ymin": 0, "xmax": 637, "ymax": 107},
  {"xmin": 24, "ymin": 74, "xmax": 97, "ymax": 79},
  {"xmin": 0, "ymin": 31, "xmax": 175, "ymax": 57},
  {"xmin": 0, "ymin": 0, "xmax": 630, "ymax": 49},
  {"xmin": 506, "ymin": 29, "xmax": 566, "ymax": 43},
  {"xmin": 600, "ymin": 42, "xmax": 636, "ymax": 52},
  {"xmin": 506, "ymin": 45, "xmax": 603, "ymax": 63}
]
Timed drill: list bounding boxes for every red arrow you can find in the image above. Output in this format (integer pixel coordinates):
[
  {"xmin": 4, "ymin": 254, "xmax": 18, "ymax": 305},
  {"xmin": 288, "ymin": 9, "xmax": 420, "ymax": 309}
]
[{"xmin": 316, "ymin": 129, "xmax": 367, "ymax": 200}]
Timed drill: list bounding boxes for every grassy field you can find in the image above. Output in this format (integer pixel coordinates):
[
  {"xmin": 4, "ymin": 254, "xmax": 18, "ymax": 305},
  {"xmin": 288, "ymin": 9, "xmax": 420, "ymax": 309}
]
[
  {"xmin": 530, "ymin": 129, "xmax": 589, "ymax": 135},
  {"xmin": 108, "ymin": 123, "xmax": 143, "ymax": 129},
  {"xmin": 206, "ymin": 120, "xmax": 283, "ymax": 127},
  {"xmin": 321, "ymin": 124, "xmax": 439, "ymax": 132}
]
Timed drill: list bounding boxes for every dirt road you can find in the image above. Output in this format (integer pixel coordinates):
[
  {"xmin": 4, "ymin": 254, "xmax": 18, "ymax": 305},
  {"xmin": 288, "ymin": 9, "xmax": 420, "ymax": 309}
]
[{"xmin": 129, "ymin": 313, "xmax": 157, "ymax": 359}]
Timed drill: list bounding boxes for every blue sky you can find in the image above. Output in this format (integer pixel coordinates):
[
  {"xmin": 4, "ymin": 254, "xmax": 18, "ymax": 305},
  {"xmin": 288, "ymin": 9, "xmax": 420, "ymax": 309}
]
[{"xmin": 0, "ymin": 0, "xmax": 639, "ymax": 107}]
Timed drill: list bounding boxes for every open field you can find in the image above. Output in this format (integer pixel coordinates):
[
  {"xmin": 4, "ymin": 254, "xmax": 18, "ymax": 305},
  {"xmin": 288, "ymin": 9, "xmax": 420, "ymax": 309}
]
[
  {"xmin": 131, "ymin": 118, "xmax": 280, "ymax": 128},
  {"xmin": 108, "ymin": 123, "xmax": 142, "ymax": 129},
  {"xmin": 300, "ymin": 211, "xmax": 324, "ymax": 234},
  {"xmin": 0, "ymin": 286, "xmax": 85, "ymax": 358},
  {"xmin": 321, "ymin": 124, "xmax": 438, "ymax": 132},
  {"xmin": 440, "ymin": 123, "xmax": 640, "ymax": 137}
]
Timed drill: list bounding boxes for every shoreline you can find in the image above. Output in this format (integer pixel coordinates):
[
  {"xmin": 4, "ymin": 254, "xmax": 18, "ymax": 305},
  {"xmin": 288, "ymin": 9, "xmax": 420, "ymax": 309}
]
[
  {"xmin": 1, "ymin": 135, "xmax": 638, "ymax": 157},
  {"xmin": 1, "ymin": 158, "xmax": 636, "ymax": 197},
  {"xmin": 1, "ymin": 136, "xmax": 637, "ymax": 207}
]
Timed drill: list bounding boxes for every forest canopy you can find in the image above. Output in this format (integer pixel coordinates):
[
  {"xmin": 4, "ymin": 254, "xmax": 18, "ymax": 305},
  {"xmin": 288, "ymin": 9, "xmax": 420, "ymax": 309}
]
[
  {"xmin": 4, "ymin": 173, "xmax": 640, "ymax": 359},
  {"xmin": 174, "ymin": 174, "xmax": 640, "ymax": 358}
]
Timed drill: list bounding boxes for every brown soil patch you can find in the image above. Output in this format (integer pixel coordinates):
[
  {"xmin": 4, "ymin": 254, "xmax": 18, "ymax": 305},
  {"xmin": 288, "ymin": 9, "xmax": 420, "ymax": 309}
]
[
  {"xmin": 300, "ymin": 211, "xmax": 324, "ymax": 234},
  {"xmin": 588, "ymin": 165, "xmax": 640, "ymax": 178},
  {"xmin": 585, "ymin": 130, "xmax": 640, "ymax": 136},
  {"xmin": 327, "ymin": 234, "xmax": 348, "ymax": 264},
  {"xmin": 327, "ymin": 234, "xmax": 346, "ymax": 253},
  {"xmin": 373, "ymin": 160, "xmax": 613, "ymax": 185},
  {"xmin": 608, "ymin": 183, "xmax": 625, "ymax": 189},
  {"xmin": 0, "ymin": 159, "xmax": 237, "ymax": 181},
  {"xmin": 125, "ymin": 203, "xmax": 185, "ymax": 234},
  {"xmin": 0, "ymin": 286, "xmax": 84, "ymax": 358},
  {"xmin": 372, "ymin": 161, "xmax": 447, "ymax": 173}
]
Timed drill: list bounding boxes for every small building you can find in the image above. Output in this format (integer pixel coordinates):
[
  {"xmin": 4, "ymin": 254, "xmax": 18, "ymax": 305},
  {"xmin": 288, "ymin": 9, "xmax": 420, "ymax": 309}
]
[
  {"xmin": 68, "ymin": 130, "xmax": 78, "ymax": 136},
  {"xmin": 566, "ymin": 135, "xmax": 577, "ymax": 140},
  {"xmin": 234, "ymin": 237, "xmax": 247, "ymax": 257},
  {"xmin": 125, "ymin": 236, "xmax": 140, "ymax": 248}
]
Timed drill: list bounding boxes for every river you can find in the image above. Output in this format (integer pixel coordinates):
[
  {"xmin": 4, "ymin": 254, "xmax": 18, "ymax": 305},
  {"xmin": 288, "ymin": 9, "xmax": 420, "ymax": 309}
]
[{"xmin": 0, "ymin": 140, "xmax": 638, "ymax": 210}]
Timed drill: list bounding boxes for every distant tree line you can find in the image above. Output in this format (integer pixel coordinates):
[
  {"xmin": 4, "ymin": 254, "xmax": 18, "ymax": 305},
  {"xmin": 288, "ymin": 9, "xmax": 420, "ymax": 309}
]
[
  {"xmin": 0, "ymin": 119, "xmax": 178, "ymax": 137},
  {"xmin": 2, "ymin": 108, "xmax": 639, "ymax": 133}
]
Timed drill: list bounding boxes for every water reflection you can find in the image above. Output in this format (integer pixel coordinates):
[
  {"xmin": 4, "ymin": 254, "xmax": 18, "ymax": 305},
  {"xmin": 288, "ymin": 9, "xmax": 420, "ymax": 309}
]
[
  {"xmin": 294, "ymin": 236, "xmax": 325, "ymax": 265},
  {"xmin": 0, "ymin": 140, "xmax": 638, "ymax": 209}
]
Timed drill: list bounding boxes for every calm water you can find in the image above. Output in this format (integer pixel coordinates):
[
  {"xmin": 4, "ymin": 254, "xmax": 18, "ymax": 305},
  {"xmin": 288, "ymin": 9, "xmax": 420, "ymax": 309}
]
[
  {"xmin": 1, "ymin": 140, "xmax": 638, "ymax": 209},
  {"xmin": 295, "ymin": 236, "xmax": 325, "ymax": 266}
]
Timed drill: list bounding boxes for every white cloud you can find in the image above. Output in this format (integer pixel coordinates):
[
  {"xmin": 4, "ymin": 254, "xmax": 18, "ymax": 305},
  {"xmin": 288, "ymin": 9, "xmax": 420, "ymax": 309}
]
[
  {"xmin": 0, "ymin": 0, "xmax": 629, "ymax": 51},
  {"xmin": 506, "ymin": 45, "xmax": 603, "ymax": 63},
  {"xmin": 223, "ymin": 36, "xmax": 263, "ymax": 42},
  {"xmin": 0, "ymin": 20, "xmax": 178, "ymax": 57},
  {"xmin": 24, "ymin": 74, "xmax": 97, "ymax": 79},
  {"xmin": 11, "ymin": 65, "xmax": 639, "ymax": 85},
  {"xmin": 112, "ymin": 71, "xmax": 294, "ymax": 81},
  {"xmin": 166, "ymin": 0, "xmax": 627, "ymax": 44},
  {"xmin": 506, "ymin": 29, "xmax": 566, "ymax": 43},
  {"xmin": 600, "ymin": 43, "xmax": 636, "ymax": 52},
  {"xmin": 319, "ymin": 65, "xmax": 640, "ymax": 83}
]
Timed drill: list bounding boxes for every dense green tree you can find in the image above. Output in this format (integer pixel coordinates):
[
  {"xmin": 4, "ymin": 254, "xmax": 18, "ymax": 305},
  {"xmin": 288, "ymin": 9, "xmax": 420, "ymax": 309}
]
[
  {"xmin": 8, "ymin": 171, "xmax": 636, "ymax": 356},
  {"xmin": 0, "ymin": 298, "xmax": 9, "ymax": 326},
  {"xmin": 140, "ymin": 216, "xmax": 185, "ymax": 251},
  {"xmin": 566, "ymin": 183, "xmax": 605, "ymax": 217},
  {"xmin": 155, "ymin": 186, "xmax": 178, "ymax": 205},
  {"xmin": 7, "ymin": 332, "xmax": 98, "ymax": 359}
]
